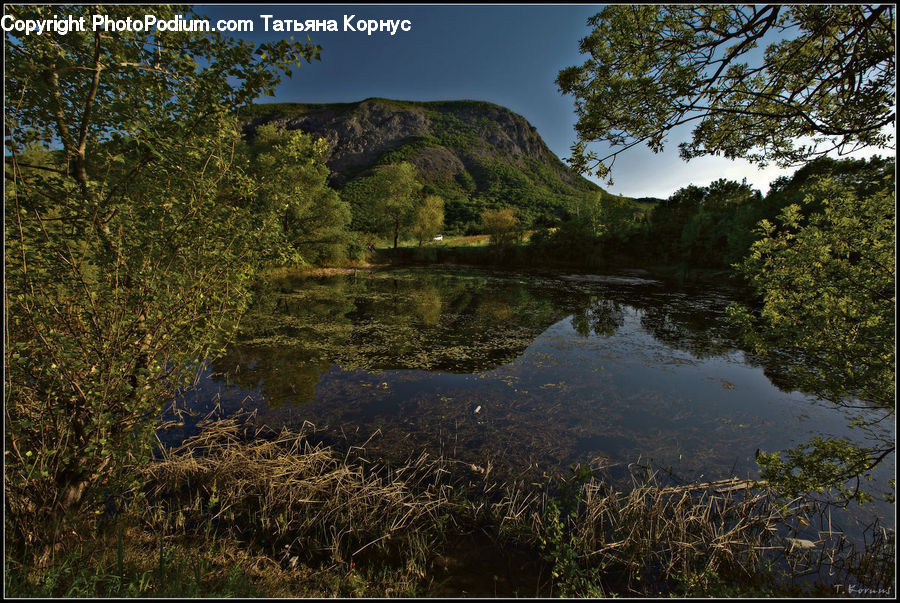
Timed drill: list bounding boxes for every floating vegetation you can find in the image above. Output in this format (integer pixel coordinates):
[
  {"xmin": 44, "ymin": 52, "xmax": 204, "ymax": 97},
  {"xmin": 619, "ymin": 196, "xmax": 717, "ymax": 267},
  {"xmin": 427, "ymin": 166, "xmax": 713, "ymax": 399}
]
[
  {"xmin": 168, "ymin": 266, "xmax": 893, "ymax": 552},
  {"xmin": 138, "ymin": 415, "xmax": 894, "ymax": 597}
]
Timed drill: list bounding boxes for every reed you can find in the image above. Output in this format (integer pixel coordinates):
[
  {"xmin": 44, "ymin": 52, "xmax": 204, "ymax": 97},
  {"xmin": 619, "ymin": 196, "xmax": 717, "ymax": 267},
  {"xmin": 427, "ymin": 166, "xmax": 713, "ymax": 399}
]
[{"xmin": 8, "ymin": 414, "xmax": 893, "ymax": 597}]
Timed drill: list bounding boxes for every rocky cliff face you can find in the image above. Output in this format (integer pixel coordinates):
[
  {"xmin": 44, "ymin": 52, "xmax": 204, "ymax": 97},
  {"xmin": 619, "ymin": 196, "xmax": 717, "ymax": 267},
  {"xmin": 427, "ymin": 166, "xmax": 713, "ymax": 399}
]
[
  {"xmin": 242, "ymin": 98, "xmax": 601, "ymax": 229},
  {"xmin": 245, "ymin": 99, "xmax": 591, "ymax": 187}
]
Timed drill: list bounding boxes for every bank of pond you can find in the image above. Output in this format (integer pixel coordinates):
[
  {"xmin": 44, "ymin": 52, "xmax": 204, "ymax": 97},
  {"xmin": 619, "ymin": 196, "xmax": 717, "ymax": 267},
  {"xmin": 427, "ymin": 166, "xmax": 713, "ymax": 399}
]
[
  {"xmin": 9, "ymin": 265, "xmax": 893, "ymax": 597},
  {"xmin": 160, "ymin": 265, "xmax": 891, "ymax": 595}
]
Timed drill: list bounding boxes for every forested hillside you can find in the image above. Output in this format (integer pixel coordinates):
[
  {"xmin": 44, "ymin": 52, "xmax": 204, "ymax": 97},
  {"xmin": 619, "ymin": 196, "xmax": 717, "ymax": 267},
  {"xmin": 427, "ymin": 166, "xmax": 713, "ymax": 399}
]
[{"xmin": 241, "ymin": 99, "xmax": 610, "ymax": 233}]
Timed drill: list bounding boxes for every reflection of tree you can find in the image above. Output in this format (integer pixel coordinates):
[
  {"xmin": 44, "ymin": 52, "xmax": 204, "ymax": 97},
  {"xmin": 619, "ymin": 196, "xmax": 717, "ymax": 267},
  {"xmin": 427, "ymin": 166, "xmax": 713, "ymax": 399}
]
[
  {"xmin": 478, "ymin": 296, "xmax": 512, "ymax": 322},
  {"xmin": 637, "ymin": 294, "xmax": 737, "ymax": 359},
  {"xmin": 340, "ymin": 272, "xmax": 568, "ymax": 373},
  {"xmin": 571, "ymin": 296, "xmax": 625, "ymax": 337},
  {"xmin": 411, "ymin": 284, "xmax": 443, "ymax": 325},
  {"xmin": 628, "ymin": 280, "xmax": 895, "ymax": 505},
  {"xmin": 214, "ymin": 345, "xmax": 333, "ymax": 407},
  {"xmin": 212, "ymin": 271, "xmax": 576, "ymax": 405},
  {"xmin": 210, "ymin": 276, "xmax": 359, "ymax": 405}
]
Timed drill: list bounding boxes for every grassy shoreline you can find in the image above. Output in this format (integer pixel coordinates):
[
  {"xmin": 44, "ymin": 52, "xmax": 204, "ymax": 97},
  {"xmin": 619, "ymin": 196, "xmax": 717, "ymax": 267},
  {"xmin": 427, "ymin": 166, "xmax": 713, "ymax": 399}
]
[
  {"xmin": 261, "ymin": 243, "xmax": 739, "ymax": 290},
  {"xmin": 370, "ymin": 244, "xmax": 738, "ymax": 287},
  {"xmin": 7, "ymin": 414, "xmax": 893, "ymax": 598}
]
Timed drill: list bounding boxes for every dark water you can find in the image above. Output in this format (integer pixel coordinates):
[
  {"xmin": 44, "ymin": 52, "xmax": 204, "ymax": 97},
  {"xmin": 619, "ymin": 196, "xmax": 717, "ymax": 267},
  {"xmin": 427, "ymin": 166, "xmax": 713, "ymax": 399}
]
[{"xmin": 164, "ymin": 266, "xmax": 894, "ymax": 533}]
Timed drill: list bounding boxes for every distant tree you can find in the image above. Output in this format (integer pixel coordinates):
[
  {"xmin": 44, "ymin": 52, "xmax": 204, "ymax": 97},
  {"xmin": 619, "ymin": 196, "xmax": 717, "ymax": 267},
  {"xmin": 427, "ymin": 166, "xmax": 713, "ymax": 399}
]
[
  {"xmin": 569, "ymin": 191, "xmax": 604, "ymax": 233},
  {"xmin": 646, "ymin": 185, "xmax": 706, "ymax": 264},
  {"xmin": 243, "ymin": 125, "xmax": 351, "ymax": 264},
  {"xmin": 678, "ymin": 179, "xmax": 763, "ymax": 266},
  {"xmin": 371, "ymin": 162, "xmax": 423, "ymax": 249},
  {"xmin": 411, "ymin": 194, "xmax": 445, "ymax": 246},
  {"xmin": 481, "ymin": 207, "xmax": 520, "ymax": 245},
  {"xmin": 704, "ymin": 178, "xmax": 761, "ymax": 211},
  {"xmin": 596, "ymin": 195, "xmax": 639, "ymax": 239},
  {"xmin": 558, "ymin": 5, "xmax": 895, "ymax": 182}
]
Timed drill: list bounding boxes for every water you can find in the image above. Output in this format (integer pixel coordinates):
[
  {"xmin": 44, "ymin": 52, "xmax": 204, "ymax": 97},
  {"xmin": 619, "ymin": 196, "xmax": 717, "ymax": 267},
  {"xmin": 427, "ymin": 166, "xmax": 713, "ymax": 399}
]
[{"xmin": 164, "ymin": 265, "xmax": 894, "ymax": 534}]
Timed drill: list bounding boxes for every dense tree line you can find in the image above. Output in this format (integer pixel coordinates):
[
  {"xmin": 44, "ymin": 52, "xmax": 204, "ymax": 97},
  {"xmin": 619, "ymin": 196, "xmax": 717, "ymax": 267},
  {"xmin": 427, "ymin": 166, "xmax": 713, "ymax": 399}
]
[{"xmin": 530, "ymin": 156, "xmax": 893, "ymax": 273}]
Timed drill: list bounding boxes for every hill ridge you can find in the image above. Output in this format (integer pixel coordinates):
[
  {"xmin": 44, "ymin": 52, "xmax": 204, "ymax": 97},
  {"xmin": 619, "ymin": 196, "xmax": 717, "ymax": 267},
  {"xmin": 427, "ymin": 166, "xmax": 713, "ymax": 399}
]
[{"xmin": 241, "ymin": 98, "xmax": 603, "ymax": 232}]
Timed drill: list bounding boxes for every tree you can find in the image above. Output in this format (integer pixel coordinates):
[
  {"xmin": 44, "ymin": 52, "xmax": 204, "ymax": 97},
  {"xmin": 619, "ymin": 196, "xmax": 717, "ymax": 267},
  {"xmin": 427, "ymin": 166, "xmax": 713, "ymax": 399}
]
[
  {"xmin": 558, "ymin": 5, "xmax": 895, "ymax": 181},
  {"xmin": 411, "ymin": 194, "xmax": 445, "ymax": 246},
  {"xmin": 4, "ymin": 4, "xmax": 319, "ymax": 554},
  {"xmin": 371, "ymin": 162, "xmax": 423, "ymax": 249},
  {"xmin": 596, "ymin": 194, "xmax": 639, "ymax": 241},
  {"xmin": 242, "ymin": 125, "xmax": 351, "ymax": 264},
  {"xmin": 732, "ymin": 172, "xmax": 895, "ymax": 410},
  {"xmin": 558, "ymin": 5, "xmax": 896, "ymax": 504},
  {"xmin": 645, "ymin": 185, "xmax": 706, "ymax": 264},
  {"xmin": 674, "ymin": 179, "xmax": 763, "ymax": 266},
  {"xmin": 727, "ymin": 162, "xmax": 895, "ymax": 503},
  {"xmin": 481, "ymin": 207, "xmax": 520, "ymax": 245}
]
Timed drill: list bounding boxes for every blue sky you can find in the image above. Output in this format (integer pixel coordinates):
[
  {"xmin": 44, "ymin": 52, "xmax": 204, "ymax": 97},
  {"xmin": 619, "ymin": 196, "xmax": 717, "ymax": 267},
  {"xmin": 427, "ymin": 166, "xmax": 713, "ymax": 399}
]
[{"xmin": 196, "ymin": 4, "xmax": 890, "ymax": 199}]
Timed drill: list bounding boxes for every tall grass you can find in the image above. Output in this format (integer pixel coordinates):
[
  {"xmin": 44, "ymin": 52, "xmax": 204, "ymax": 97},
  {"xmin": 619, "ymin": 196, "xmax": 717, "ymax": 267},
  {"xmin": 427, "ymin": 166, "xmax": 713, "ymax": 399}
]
[{"xmin": 7, "ymin": 414, "xmax": 894, "ymax": 597}]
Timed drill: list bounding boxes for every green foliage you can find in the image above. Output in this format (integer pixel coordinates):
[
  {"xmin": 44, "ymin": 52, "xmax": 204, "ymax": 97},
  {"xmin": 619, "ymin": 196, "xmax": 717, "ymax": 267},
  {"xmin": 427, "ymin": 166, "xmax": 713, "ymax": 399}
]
[
  {"xmin": 541, "ymin": 467, "xmax": 607, "ymax": 598},
  {"xmin": 675, "ymin": 179, "xmax": 764, "ymax": 267},
  {"xmin": 733, "ymin": 174, "xmax": 895, "ymax": 408},
  {"xmin": 4, "ymin": 3, "xmax": 319, "ymax": 555},
  {"xmin": 466, "ymin": 157, "xmax": 578, "ymax": 228},
  {"xmin": 481, "ymin": 207, "xmax": 521, "ymax": 246},
  {"xmin": 4, "ymin": 521, "xmax": 263, "ymax": 598},
  {"xmin": 375, "ymin": 136, "xmax": 442, "ymax": 167},
  {"xmin": 756, "ymin": 438, "xmax": 879, "ymax": 505},
  {"xmin": 558, "ymin": 5, "xmax": 895, "ymax": 181},
  {"xmin": 528, "ymin": 189, "xmax": 647, "ymax": 267},
  {"xmin": 542, "ymin": 501, "xmax": 607, "ymax": 598},
  {"xmin": 370, "ymin": 162, "xmax": 424, "ymax": 248},
  {"xmin": 339, "ymin": 175, "xmax": 381, "ymax": 232},
  {"xmin": 728, "ymin": 164, "xmax": 895, "ymax": 503},
  {"xmin": 672, "ymin": 568, "xmax": 777, "ymax": 598},
  {"xmin": 528, "ymin": 219, "xmax": 601, "ymax": 265},
  {"xmin": 241, "ymin": 125, "xmax": 351, "ymax": 265},
  {"xmin": 423, "ymin": 110, "xmax": 482, "ymax": 148},
  {"xmin": 633, "ymin": 159, "xmax": 894, "ymax": 273},
  {"xmin": 410, "ymin": 195, "xmax": 445, "ymax": 246},
  {"xmin": 528, "ymin": 177, "xmax": 768, "ymax": 270}
]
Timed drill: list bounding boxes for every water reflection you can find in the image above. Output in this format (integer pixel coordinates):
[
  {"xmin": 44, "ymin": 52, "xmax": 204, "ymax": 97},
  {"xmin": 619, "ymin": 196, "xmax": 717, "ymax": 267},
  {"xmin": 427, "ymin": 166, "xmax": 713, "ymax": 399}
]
[
  {"xmin": 214, "ymin": 270, "xmax": 577, "ymax": 401},
  {"xmin": 175, "ymin": 267, "xmax": 891, "ymax": 529},
  {"xmin": 571, "ymin": 297, "xmax": 625, "ymax": 338}
]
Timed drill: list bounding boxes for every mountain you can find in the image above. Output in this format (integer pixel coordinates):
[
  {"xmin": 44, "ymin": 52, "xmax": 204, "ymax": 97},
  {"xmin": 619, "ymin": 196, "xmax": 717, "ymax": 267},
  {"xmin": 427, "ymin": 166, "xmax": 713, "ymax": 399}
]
[{"xmin": 240, "ymin": 98, "xmax": 604, "ymax": 233}]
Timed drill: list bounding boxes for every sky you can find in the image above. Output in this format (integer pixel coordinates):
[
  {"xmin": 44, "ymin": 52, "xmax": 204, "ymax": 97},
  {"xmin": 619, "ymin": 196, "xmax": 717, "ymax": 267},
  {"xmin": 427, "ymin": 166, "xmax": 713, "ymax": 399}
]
[{"xmin": 196, "ymin": 4, "xmax": 893, "ymax": 199}]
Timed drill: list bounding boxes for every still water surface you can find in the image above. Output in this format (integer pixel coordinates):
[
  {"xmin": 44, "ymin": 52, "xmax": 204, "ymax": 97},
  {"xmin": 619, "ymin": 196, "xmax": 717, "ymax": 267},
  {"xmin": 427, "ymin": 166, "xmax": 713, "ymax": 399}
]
[{"xmin": 164, "ymin": 266, "xmax": 893, "ymax": 531}]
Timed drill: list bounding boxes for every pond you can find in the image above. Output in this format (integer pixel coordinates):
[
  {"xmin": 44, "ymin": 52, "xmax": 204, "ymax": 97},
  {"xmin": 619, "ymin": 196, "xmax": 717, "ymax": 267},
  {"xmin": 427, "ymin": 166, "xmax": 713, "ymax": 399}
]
[{"xmin": 163, "ymin": 265, "xmax": 894, "ymax": 534}]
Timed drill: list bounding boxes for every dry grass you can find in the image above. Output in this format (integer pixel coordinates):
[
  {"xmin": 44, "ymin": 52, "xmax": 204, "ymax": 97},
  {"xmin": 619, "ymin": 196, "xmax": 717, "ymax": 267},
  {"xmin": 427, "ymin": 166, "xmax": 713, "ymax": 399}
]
[
  {"xmin": 129, "ymin": 417, "xmax": 895, "ymax": 597},
  {"xmin": 143, "ymin": 416, "xmax": 460, "ymax": 570},
  {"xmin": 487, "ymin": 462, "xmax": 895, "ymax": 596}
]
